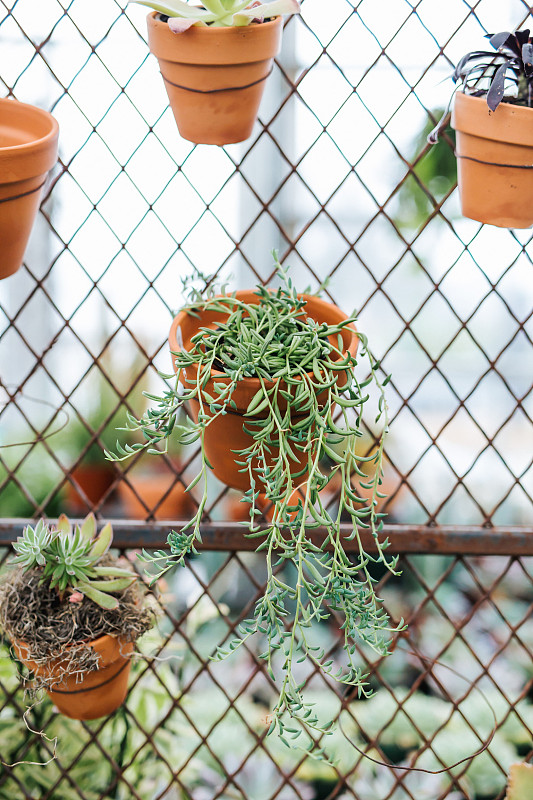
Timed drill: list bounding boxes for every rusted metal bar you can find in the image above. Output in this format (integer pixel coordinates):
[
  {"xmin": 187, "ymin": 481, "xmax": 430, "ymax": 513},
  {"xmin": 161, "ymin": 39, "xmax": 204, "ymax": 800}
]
[{"xmin": 1, "ymin": 520, "xmax": 532, "ymax": 555}]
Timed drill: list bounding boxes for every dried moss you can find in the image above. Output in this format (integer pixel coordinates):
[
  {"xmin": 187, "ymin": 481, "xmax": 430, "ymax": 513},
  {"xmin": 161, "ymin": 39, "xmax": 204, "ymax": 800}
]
[{"xmin": 0, "ymin": 559, "xmax": 154, "ymax": 682}]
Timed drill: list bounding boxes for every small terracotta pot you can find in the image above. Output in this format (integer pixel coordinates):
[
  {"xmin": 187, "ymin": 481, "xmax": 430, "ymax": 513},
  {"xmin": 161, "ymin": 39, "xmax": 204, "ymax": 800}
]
[
  {"xmin": 452, "ymin": 92, "xmax": 533, "ymax": 228},
  {"xmin": 226, "ymin": 491, "xmax": 273, "ymax": 521},
  {"xmin": 146, "ymin": 13, "xmax": 283, "ymax": 145},
  {"xmin": 14, "ymin": 635, "xmax": 133, "ymax": 720},
  {"xmin": 0, "ymin": 98, "xmax": 59, "ymax": 279},
  {"xmin": 169, "ymin": 292, "xmax": 358, "ymax": 492},
  {"xmin": 118, "ymin": 472, "xmax": 196, "ymax": 520},
  {"xmin": 66, "ymin": 463, "xmax": 117, "ymax": 513}
]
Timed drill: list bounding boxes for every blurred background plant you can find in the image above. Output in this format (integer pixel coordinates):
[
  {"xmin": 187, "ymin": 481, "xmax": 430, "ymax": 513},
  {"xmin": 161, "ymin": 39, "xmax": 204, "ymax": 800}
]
[
  {"xmin": 394, "ymin": 109, "xmax": 457, "ymax": 232},
  {"xmin": 1, "ymin": 549, "xmax": 531, "ymax": 799}
]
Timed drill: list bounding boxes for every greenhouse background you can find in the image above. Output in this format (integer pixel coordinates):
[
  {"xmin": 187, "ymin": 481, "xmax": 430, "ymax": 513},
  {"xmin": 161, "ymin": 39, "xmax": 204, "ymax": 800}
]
[{"xmin": 1, "ymin": 0, "xmax": 533, "ymax": 797}]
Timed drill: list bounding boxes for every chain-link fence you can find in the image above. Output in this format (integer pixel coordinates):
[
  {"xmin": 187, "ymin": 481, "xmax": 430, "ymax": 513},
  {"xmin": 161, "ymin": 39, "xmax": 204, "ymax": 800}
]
[{"xmin": 1, "ymin": 0, "xmax": 533, "ymax": 796}]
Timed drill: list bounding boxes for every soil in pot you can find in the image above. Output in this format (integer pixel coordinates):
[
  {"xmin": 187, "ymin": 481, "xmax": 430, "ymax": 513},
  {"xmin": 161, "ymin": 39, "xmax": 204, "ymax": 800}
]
[
  {"xmin": 0, "ymin": 98, "xmax": 59, "ymax": 279},
  {"xmin": 146, "ymin": 13, "xmax": 283, "ymax": 145},
  {"xmin": 452, "ymin": 91, "xmax": 533, "ymax": 228}
]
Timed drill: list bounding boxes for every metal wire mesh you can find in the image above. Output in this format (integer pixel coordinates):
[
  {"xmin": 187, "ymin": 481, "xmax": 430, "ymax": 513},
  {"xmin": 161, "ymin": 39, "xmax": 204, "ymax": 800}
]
[
  {"xmin": 0, "ymin": 531, "xmax": 532, "ymax": 800},
  {"xmin": 1, "ymin": 0, "xmax": 533, "ymax": 527},
  {"xmin": 1, "ymin": 0, "xmax": 533, "ymax": 796}
]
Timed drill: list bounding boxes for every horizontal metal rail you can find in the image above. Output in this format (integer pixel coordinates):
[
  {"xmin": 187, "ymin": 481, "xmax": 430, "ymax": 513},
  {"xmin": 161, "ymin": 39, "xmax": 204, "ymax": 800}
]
[{"xmin": 1, "ymin": 520, "xmax": 533, "ymax": 555}]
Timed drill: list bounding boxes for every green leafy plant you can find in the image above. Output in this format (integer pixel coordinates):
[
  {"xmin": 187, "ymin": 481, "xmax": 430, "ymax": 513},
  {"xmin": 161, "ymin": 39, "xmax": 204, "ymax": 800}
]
[
  {"xmin": 429, "ymin": 30, "xmax": 533, "ymax": 144},
  {"xmin": 131, "ymin": 0, "xmax": 300, "ymax": 31},
  {"xmin": 109, "ymin": 255, "xmax": 402, "ymax": 754},
  {"xmin": 11, "ymin": 514, "xmax": 137, "ymax": 610}
]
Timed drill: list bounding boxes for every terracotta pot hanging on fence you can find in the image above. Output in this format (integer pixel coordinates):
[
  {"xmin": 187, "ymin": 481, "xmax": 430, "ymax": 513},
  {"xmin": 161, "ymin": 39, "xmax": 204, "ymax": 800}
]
[
  {"xmin": 146, "ymin": 12, "xmax": 283, "ymax": 146},
  {"xmin": 452, "ymin": 92, "xmax": 533, "ymax": 229},
  {"xmin": 168, "ymin": 291, "xmax": 358, "ymax": 492},
  {"xmin": 14, "ymin": 634, "xmax": 133, "ymax": 721},
  {"xmin": 0, "ymin": 98, "xmax": 59, "ymax": 280}
]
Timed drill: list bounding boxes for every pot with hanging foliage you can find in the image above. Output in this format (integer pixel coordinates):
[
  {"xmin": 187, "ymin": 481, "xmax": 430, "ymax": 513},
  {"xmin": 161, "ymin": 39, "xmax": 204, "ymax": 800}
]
[
  {"xmin": 108, "ymin": 254, "xmax": 402, "ymax": 755},
  {"xmin": 131, "ymin": 0, "xmax": 300, "ymax": 145}
]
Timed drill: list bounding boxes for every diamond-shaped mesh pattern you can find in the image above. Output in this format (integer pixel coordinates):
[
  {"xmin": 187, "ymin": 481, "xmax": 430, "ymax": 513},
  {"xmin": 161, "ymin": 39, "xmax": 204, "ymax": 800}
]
[
  {"xmin": 1, "ymin": 541, "xmax": 532, "ymax": 800},
  {"xmin": 1, "ymin": 0, "xmax": 533, "ymax": 525},
  {"xmin": 1, "ymin": 0, "xmax": 533, "ymax": 795}
]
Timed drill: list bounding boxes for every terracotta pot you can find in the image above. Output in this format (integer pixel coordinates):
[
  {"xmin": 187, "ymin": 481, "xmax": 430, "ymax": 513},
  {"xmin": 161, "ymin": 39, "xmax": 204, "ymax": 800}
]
[
  {"xmin": 118, "ymin": 472, "xmax": 196, "ymax": 520},
  {"xmin": 14, "ymin": 635, "xmax": 133, "ymax": 720},
  {"xmin": 452, "ymin": 92, "xmax": 533, "ymax": 228},
  {"xmin": 0, "ymin": 98, "xmax": 59, "ymax": 279},
  {"xmin": 146, "ymin": 13, "xmax": 283, "ymax": 145},
  {"xmin": 66, "ymin": 463, "xmax": 117, "ymax": 513},
  {"xmin": 169, "ymin": 292, "xmax": 358, "ymax": 492}
]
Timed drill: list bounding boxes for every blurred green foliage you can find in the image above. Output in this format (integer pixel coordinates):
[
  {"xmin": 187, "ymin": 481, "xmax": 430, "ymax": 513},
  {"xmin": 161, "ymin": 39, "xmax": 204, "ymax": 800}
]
[{"xmin": 396, "ymin": 110, "xmax": 457, "ymax": 230}]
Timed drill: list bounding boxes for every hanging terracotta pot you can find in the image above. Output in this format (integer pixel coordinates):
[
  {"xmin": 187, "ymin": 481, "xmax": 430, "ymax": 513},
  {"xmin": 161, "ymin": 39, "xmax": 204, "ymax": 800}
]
[
  {"xmin": 0, "ymin": 98, "xmax": 59, "ymax": 279},
  {"xmin": 452, "ymin": 92, "xmax": 533, "ymax": 228},
  {"xmin": 146, "ymin": 13, "xmax": 283, "ymax": 145},
  {"xmin": 118, "ymin": 470, "xmax": 196, "ymax": 520},
  {"xmin": 66, "ymin": 463, "xmax": 118, "ymax": 514},
  {"xmin": 14, "ymin": 635, "xmax": 133, "ymax": 720},
  {"xmin": 168, "ymin": 291, "xmax": 358, "ymax": 492}
]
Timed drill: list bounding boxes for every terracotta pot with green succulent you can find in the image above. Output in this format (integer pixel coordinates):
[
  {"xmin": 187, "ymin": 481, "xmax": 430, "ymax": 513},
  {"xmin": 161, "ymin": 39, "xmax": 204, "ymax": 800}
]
[
  {"xmin": 132, "ymin": 0, "xmax": 300, "ymax": 145},
  {"xmin": 109, "ymin": 254, "xmax": 402, "ymax": 754},
  {"xmin": 430, "ymin": 29, "xmax": 533, "ymax": 228},
  {"xmin": 0, "ymin": 514, "xmax": 153, "ymax": 720}
]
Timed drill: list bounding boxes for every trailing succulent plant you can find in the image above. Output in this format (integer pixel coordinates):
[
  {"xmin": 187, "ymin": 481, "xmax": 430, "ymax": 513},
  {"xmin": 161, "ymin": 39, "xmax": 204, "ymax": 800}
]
[
  {"xmin": 10, "ymin": 514, "xmax": 137, "ymax": 610},
  {"xmin": 109, "ymin": 256, "xmax": 402, "ymax": 754},
  {"xmin": 131, "ymin": 0, "xmax": 300, "ymax": 31},
  {"xmin": 429, "ymin": 29, "xmax": 533, "ymax": 144}
]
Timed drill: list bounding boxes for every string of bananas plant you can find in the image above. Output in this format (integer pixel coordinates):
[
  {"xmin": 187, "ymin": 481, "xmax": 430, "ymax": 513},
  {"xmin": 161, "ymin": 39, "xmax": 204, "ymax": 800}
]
[{"xmin": 108, "ymin": 256, "xmax": 403, "ymax": 756}]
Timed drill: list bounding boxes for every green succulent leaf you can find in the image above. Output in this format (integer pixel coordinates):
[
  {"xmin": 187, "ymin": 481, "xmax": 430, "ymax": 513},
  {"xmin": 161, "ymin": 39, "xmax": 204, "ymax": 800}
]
[
  {"xmin": 76, "ymin": 582, "xmax": 120, "ymax": 610},
  {"xmin": 129, "ymin": 0, "xmax": 299, "ymax": 28},
  {"xmin": 79, "ymin": 512, "xmax": 97, "ymax": 542},
  {"xmin": 9, "ymin": 514, "xmax": 136, "ymax": 610},
  {"xmin": 94, "ymin": 566, "xmax": 138, "ymax": 578},
  {"xmin": 56, "ymin": 513, "xmax": 72, "ymax": 535},
  {"xmin": 89, "ymin": 522, "xmax": 112, "ymax": 559},
  {"xmin": 84, "ymin": 577, "xmax": 136, "ymax": 592}
]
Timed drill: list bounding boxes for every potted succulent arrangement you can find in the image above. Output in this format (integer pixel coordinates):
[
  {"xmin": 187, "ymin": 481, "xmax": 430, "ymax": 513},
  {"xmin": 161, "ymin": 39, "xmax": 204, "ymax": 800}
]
[
  {"xmin": 0, "ymin": 514, "xmax": 153, "ymax": 720},
  {"xmin": 0, "ymin": 97, "xmax": 59, "ymax": 279},
  {"xmin": 429, "ymin": 30, "xmax": 533, "ymax": 228},
  {"xmin": 109, "ymin": 255, "xmax": 402, "ymax": 750},
  {"xmin": 130, "ymin": 0, "xmax": 300, "ymax": 145}
]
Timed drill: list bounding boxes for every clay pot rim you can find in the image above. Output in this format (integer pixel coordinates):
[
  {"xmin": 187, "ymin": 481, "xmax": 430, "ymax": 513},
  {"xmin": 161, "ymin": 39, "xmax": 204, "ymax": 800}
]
[
  {"xmin": 14, "ymin": 633, "xmax": 130, "ymax": 677},
  {"xmin": 16, "ymin": 632, "xmax": 124, "ymax": 656},
  {"xmin": 0, "ymin": 98, "xmax": 59, "ymax": 155},
  {"xmin": 148, "ymin": 11, "xmax": 282, "ymax": 35},
  {"xmin": 147, "ymin": 11, "xmax": 283, "ymax": 66},
  {"xmin": 452, "ymin": 90, "xmax": 533, "ymax": 147},
  {"xmin": 169, "ymin": 290, "xmax": 358, "ymax": 395}
]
